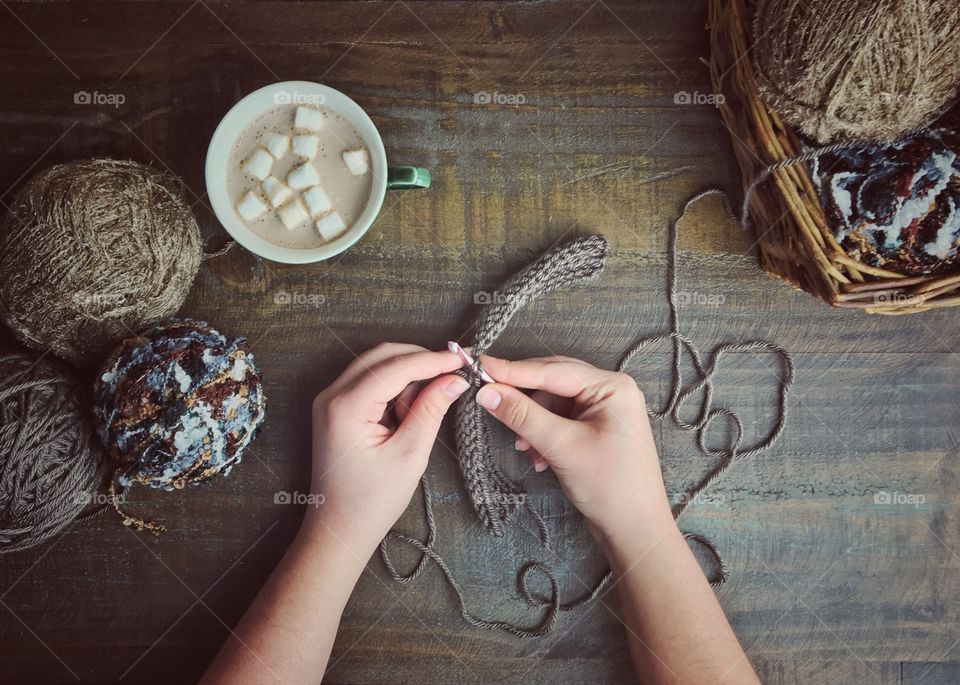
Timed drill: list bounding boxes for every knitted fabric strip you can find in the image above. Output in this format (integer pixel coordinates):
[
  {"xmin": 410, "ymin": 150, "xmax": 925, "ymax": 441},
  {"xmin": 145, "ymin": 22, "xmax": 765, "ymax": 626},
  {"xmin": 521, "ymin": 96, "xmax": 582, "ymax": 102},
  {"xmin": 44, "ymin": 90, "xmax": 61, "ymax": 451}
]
[{"xmin": 455, "ymin": 235, "xmax": 609, "ymax": 534}]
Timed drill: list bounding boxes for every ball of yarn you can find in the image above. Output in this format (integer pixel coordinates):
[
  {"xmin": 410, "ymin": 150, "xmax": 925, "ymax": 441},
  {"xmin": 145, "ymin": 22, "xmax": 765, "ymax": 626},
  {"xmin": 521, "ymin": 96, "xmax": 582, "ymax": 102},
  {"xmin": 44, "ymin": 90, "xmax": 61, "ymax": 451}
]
[
  {"xmin": 812, "ymin": 128, "xmax": 960, "ymax": 275},
  {"xmin": 93, "ymin": 319, "xmax": 265, "ymax": 530},
  {"xmin": 752, "ymin": 0, "xmax": 960, "ymax": 143},
  {"xmin": 0, "ymin": 159, "xmax": 203, "ymax": 365},
  {"xmin": 0, "ymin": 352, "xmax": 106, "ymax": 553}
]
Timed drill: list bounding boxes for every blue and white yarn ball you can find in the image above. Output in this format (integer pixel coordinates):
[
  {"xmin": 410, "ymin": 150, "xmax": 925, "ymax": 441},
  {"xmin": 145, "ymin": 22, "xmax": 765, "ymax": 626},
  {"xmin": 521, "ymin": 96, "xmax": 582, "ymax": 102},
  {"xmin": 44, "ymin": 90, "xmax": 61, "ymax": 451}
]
[
  {"xmin": 812, "ymin": 128, "xmax": 960, "ymax": 275},
  {"xmin": 94, "ymin": 319, "xmax": 266, "ymax": 490}
]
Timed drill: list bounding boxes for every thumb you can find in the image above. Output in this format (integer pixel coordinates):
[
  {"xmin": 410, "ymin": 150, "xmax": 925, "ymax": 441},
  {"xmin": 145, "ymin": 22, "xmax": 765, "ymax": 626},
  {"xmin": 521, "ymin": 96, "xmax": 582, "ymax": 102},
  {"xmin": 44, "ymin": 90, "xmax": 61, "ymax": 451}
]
[
  {"xmin": 476, "ymin": 384, "xmax": 579, "ymax": 466},
  {"xmin": 391, "ymin": 375, "xmax": 470, "ymax": 456}
]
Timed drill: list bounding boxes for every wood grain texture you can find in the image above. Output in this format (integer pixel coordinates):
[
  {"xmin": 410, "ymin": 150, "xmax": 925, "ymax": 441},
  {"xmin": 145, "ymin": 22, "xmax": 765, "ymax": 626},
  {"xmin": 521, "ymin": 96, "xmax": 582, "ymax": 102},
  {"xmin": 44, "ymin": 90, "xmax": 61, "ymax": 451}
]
[{"xmin": 1, "ymin": 1, "xmax": 959, "ymax": 683}]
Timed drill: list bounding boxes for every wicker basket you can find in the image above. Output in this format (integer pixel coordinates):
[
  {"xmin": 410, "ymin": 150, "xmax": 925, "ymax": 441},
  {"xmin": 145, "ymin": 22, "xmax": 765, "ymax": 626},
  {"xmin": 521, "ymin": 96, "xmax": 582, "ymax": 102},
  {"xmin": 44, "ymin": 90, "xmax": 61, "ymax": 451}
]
[{"xmin": 708, "ymin": 0, "xmax": 960, "ymax": 315}]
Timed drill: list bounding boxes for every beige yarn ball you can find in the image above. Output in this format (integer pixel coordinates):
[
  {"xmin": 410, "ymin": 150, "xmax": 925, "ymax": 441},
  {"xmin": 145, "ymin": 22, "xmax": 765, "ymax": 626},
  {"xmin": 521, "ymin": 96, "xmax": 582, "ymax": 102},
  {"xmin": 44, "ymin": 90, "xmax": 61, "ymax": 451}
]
[
  {"xmin": 0, "ymin": 159, "xmax": 202, "ymax": 364},
  {"xmin": 752, "ymin": 0, "xmax": 960, "ymax": 143}
]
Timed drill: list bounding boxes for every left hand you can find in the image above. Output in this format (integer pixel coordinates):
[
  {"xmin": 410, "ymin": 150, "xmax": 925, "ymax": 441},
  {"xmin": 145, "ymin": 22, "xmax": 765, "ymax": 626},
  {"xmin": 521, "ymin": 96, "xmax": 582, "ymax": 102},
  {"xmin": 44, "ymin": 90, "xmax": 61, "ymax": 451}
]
[{"xmin": 303, "ymin": 343, "xmax": 469, "ymax": 555}]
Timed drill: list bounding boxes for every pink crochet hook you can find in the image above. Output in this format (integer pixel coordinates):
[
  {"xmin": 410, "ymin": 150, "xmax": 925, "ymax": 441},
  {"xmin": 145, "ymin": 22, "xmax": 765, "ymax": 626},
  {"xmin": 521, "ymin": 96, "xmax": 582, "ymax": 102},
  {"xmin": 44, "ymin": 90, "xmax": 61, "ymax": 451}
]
[{"xmin": 447, "ymin": 341, "xmax": 494, "ymax": 384}]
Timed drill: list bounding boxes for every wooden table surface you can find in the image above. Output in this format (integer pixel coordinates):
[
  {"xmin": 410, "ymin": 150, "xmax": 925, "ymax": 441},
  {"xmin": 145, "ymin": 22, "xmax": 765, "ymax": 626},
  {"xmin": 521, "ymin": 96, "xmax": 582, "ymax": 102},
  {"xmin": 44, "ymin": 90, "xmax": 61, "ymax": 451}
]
[{"xmin": 2, "ymin": 1, "xmax": 960, "ymax": 683}]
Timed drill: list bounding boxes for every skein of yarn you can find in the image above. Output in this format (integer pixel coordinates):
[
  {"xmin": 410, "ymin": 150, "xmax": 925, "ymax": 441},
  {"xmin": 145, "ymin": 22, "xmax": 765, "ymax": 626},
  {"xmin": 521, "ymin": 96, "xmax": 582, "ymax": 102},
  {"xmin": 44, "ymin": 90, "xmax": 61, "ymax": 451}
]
[
  {"xmin": 0, "ymin": 352, "xmax": 106, "ymax": 553},
  {"xmin": 94, "ymin": 319, "xmax": 266, "ymax": 533},
  {"xmin": 0, "ymin": 159, "xmax": 203, "ymax": 364},
  {"xmin": 752, "ymin": 0, "xmax": 960, "ymax": 143}
]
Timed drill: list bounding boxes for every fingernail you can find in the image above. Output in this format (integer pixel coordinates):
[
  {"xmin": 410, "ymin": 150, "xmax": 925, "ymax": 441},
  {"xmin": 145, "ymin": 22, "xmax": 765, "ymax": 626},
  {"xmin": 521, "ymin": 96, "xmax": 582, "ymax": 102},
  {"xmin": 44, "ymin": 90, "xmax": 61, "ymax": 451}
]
[
  {"xmin": 444, "ymin": 377, "xmax": 470, "ymax": 399},
  {"xmin": 515, "ymin": 437, "xmax": 530, "ymax": 451},
  {"xmin": 476, "ymin": 385, "xmax": 502, "ymax": 410},
  {"xmin": 534, "ymin": 458, "xmax": 548, "ymax": 473}
]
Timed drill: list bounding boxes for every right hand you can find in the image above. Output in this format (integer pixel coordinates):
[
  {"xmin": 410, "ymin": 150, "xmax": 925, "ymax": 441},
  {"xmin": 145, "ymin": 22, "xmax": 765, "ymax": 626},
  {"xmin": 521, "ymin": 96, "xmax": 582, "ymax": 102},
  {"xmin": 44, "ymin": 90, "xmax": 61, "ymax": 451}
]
[{"xmin": 475, "ymin": 355, "xmax": 674, "ymax": 546}]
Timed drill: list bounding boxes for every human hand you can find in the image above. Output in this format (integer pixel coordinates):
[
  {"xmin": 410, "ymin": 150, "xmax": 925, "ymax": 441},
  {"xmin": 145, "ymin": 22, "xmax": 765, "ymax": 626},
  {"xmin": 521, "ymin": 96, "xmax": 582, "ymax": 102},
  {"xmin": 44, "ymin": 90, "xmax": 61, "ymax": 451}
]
[
  {"xmin": 474, "ymin": 355, "xmax": 673, "ymax": 547},
  {"xmin": 305, "ymin": 343, "xmax": 469, "ymax": 555}
]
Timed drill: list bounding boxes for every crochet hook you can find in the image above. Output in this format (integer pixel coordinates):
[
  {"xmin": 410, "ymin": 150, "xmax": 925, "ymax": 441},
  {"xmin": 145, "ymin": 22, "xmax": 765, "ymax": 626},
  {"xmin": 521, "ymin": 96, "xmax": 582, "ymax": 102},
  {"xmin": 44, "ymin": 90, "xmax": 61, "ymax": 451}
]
[{"xmin": 447, "ymin": 341, "xmax": 494, "ymax": 384}]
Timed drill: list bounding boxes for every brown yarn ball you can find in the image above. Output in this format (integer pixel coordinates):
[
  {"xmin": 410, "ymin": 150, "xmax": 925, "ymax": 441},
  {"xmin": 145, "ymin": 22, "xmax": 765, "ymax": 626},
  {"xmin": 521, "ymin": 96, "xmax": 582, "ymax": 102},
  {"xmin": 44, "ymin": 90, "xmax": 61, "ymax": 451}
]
[
  {"xmin": 0, "ymin": 159, "xmax": 203, "ymax": 364},
  {"xmin": 0, "ymin": 351, "xmax": 106, "ymax": 553},
  {"xmin": 752, "ymin": 0, "xmax": 960, "ymax": 143}
]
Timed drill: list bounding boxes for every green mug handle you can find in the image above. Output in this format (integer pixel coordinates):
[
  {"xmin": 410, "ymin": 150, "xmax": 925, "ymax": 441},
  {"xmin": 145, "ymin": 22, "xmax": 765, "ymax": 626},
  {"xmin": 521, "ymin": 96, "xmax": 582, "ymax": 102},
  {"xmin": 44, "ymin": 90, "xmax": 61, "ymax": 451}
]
[{"xmin": 387, "ymin": 166, "xmax": 431, "ymax": 190}]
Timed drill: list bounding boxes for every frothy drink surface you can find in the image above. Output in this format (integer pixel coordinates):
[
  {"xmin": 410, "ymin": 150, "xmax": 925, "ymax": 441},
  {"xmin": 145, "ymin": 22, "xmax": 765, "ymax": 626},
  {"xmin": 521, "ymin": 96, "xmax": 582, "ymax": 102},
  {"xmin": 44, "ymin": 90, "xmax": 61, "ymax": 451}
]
[{"xmin": 228, "ymin": 104, "xmax": 373, "ymax": 249}]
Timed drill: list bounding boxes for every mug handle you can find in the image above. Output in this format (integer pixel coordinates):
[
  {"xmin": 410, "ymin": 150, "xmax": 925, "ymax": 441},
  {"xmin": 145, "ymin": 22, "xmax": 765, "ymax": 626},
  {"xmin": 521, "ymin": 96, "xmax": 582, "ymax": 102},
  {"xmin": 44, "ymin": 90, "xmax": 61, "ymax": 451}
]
[{"xmin": 387, "ymin": 166, "xmax": 431, "ymax": 190}]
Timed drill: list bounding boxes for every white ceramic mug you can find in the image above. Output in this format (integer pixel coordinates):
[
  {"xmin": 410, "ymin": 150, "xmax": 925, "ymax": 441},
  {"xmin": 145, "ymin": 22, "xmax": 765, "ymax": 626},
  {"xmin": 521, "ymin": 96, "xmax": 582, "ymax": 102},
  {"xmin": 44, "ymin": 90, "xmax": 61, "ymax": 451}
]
[{"xmin": 205, "ymin": 80, "xmax": 430, "ymax": 264}]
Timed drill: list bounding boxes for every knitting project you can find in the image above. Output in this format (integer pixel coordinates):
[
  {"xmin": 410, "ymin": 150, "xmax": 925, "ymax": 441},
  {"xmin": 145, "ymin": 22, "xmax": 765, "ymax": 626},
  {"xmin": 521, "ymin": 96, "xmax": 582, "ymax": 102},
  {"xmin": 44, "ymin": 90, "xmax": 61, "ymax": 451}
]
[
  {"xmin": 455, "ymin": 235, "xmax": 609, "ymax": 534},
  {"xmin": 380, "ymin": 194, "xmax": 795, "ymax": 637}
]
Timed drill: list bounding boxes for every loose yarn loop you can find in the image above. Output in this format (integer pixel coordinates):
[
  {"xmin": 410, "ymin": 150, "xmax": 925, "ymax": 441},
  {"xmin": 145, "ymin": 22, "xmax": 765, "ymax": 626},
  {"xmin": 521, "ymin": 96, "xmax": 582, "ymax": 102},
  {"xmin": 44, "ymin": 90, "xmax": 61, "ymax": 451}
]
[
  {"xmin": 0, "ymin": 353, "xmax": 106, "ymax": 553},
  {"xmin": 380, "ymin": 195, "xmax": 794, "ymax": 636},
  {"xmin": 619, "ymin": 189, "xmax": 796, "ymax": 585}
]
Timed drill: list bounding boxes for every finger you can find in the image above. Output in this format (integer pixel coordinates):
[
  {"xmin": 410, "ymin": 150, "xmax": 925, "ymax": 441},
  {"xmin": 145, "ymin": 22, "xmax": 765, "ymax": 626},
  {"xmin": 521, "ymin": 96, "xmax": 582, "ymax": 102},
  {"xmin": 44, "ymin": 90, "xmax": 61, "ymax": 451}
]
[
  {"xmin": 393, "ymin": 382, "xmax": 421, "ymax": 424},
  {"xmin": 515, "ymin": 390, "xmax": 568, "ymax": 453},
  {"xmin": 475, "ymin": 383, "xmax": 579, "ymax": 464},
  {"xmin": 391, "ymin": 374, "xmax": 470, "ymax": 457},
  {"xmin": 335, "ymin": 343, "xmax": 430, "ymax": 389},
  {"xmin": 516, "ymin": 441, "xmax": 550, "ymax": 472},
  {"xmin": 346, "ymin": 350, "xmax": 465, "ymax": 420},
  {"xmin": 478, "ymin": 355, "xmax": 602, "ymax": 397}
]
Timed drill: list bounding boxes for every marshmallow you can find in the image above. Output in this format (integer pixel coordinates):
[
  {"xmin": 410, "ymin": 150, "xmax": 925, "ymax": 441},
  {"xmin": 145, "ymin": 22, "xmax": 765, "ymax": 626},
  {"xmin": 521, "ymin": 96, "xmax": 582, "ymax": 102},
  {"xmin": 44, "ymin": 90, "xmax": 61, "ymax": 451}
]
[
  {"xmin": 294, "ymin": 106, "xmax": 325, "ymax": 131},
  {"xmin": 342, "ymin": 148, "xmax": 369, "ymax": 176},
  {"xmin": 262, "ymin": 132, "xmax": 289, "ymax": 159},
  {"xmin": 292, "ymin": 135, "xmax": 319, "ymax": 159},
  {"xmin": 261, "ymin": 176, "xmax": 293, "ymax": 208},
  {"xmin": 316, "ymin": 211, "xmax": 347, "ymax": 241},
  {"xmin": 278, "ymin": 199, "xmax": 309, "ymax": 230},
  {"xmin": 287, "ymin": 162, "xmax": 320, "ymax": 190},
  {"xmin": 303, "ymin": 186, "xmax": 333, "ymax": 216},
  {"xmin": 237, "ymin": 191, "xmax": 267, "ymax": 221},
  {"xmin": 244, "ymin": 148, "xmax": 274, "ymax": 181}
]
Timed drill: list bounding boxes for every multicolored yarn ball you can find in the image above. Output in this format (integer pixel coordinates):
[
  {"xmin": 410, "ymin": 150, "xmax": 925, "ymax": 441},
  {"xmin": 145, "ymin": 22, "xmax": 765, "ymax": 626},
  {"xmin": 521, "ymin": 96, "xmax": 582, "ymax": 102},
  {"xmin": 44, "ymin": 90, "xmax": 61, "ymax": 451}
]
[
  {"xmin": 752, "ymin": 0, "xmax": 960, "ymax": 143},
  {"xmin": 0, "ymin": 159, "xmax": 203, "ymax": 364},
  {"xmin": 811, "ymin": 128, "xmax": 960, "ymax": 275},
  {"xmin": 93, "ymin": 319, "xmax": 266, "ymax": 532},
  {"xmin": 0, "ymin": 351, "xmax": 106, "ymax": 553}
]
